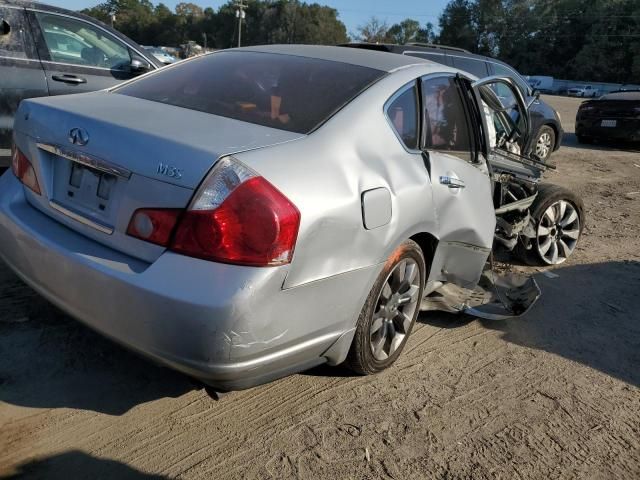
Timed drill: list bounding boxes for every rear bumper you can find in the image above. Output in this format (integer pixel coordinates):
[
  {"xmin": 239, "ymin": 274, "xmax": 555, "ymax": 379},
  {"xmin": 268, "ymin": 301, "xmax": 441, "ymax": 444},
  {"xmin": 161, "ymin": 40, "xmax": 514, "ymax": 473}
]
[
  {"xmin": 0, "ymin": 172, "xmax": 377, "ymax": 389},
  {"xmin": 575, "ymin": 118, "xmax": 640, "ymax": 142}
]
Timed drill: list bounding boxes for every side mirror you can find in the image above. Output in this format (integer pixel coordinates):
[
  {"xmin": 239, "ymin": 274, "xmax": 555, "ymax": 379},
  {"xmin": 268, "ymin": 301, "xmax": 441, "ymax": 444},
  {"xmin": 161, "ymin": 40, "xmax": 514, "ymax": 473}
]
[
  {"xmin": 130, "ymin": 58, "xmax": 151, "ymax": 74},
  {"xmin": 532, "ymin": 89, "xmax": 541, "ymax": 100}
]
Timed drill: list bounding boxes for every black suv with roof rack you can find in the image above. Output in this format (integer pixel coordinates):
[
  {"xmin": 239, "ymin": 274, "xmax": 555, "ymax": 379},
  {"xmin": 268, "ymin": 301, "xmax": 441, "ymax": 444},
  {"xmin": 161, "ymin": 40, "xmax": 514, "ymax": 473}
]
[{"xmin": 341, "ymin": 42, "xmax": 564, "ymax": 162}]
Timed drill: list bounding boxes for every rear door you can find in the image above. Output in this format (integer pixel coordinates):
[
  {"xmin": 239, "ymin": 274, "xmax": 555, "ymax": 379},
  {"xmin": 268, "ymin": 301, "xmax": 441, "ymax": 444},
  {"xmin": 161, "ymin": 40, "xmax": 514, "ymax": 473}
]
[
  {"xmin": 420, "ymin": 74, "xmax": 495, "ymax": 288},
  {"xmin": 0, "ymin": 5, "xmax": 48, "ymax": 164},
  {"xmin": 26, "ymin": 9, "xmax": 151, "ymax": 96}
]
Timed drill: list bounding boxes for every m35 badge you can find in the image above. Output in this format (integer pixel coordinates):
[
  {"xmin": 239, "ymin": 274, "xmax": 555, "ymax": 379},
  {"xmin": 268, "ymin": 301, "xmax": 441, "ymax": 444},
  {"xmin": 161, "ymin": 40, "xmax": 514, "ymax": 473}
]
[{"xmin": 157, "ymin": 162, "xmax": 183, "ymax": 179}]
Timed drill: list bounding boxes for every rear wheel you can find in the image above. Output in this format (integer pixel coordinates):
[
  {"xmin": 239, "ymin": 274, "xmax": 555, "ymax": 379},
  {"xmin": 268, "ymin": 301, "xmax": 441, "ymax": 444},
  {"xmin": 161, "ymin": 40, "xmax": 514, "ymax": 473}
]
[
  {"xmin": 576, "ymin": 134, "xmax": 592, "ymax": 144},
  {"xmin": 346, "ymin": 240, "xmax": 425, "ymax": 375},
  {"xmin": 515, "ymin": 184, "xmax": 584, "ymax": 266}
]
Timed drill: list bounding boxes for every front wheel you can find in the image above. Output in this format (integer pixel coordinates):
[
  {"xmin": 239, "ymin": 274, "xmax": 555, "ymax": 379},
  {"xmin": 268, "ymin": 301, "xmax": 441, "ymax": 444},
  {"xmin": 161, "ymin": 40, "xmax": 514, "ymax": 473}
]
[
  {"xmin": 515, "ymin": 184, "xmax": 584, "ymax": 266},
  {"xmin": 346, "ymin": 240, "xmax": 425, "ymax": 375},
  {"xmin": 533, "ymin": 126, "xmax": 556, "ymax": 162}
]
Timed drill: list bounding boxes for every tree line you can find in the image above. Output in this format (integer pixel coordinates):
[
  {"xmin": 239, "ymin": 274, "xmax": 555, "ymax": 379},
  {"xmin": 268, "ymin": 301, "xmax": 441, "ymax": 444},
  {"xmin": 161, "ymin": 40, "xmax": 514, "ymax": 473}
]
[
  {"xmin": 83, "ymin": 0, "xmax": 350, "ymax": 49},
  {"xmin": 83, "ymin": 0, "xmax": 639, "ymax": 83}
]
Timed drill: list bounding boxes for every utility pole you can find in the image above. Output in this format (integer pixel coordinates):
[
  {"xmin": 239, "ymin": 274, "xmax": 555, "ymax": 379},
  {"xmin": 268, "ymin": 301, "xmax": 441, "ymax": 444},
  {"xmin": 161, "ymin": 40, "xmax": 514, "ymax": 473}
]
[{"xmin": 235, "ymin": 1, "xmax": 247, "ymax": 47}]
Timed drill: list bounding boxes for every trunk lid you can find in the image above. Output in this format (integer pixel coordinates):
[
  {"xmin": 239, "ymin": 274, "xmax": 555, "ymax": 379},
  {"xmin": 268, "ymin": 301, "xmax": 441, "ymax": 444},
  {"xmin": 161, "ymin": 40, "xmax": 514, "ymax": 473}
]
[{"xmin": 13, "ymin": 92, "xmax": 304, "ymax": 263}]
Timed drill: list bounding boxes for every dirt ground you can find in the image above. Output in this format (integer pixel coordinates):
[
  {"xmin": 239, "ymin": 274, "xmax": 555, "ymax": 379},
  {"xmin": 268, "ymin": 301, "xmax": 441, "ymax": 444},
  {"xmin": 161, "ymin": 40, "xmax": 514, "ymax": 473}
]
[{"xmin": 0, "ymin": 96, "xmax": 639, "ymax": 479}]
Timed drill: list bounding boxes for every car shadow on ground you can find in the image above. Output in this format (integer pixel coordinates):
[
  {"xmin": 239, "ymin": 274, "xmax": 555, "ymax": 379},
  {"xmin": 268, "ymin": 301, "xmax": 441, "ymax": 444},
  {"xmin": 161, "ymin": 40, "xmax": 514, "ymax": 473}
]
[
  {"xmin": 1, "ymin": 260, "xmax": 638, "ymax": 415},
  {"xmin": 561, "ymin": 132, "xmax": 640, "ymax": 153},
  {"xmin": 1, "ymin": 451, "xmax": 169, "ymax": 479},
  {"xmin": 421, "ymin": 260, "xmax": 640, "ymax": 388},
  {"xmin": 0, "ymin": 267, "xmax": 196, "ymax": 415}
]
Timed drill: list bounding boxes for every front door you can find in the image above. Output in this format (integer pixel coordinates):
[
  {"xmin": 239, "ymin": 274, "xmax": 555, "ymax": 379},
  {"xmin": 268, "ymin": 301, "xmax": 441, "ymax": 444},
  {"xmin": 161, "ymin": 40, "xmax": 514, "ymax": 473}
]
[
  {"xmin": 26, "ymin": 10, "xmax": 150, "ymax": 96},
  {"xmin": 420, "ymin": 74, "xmax": 496, "ymax": 288}
]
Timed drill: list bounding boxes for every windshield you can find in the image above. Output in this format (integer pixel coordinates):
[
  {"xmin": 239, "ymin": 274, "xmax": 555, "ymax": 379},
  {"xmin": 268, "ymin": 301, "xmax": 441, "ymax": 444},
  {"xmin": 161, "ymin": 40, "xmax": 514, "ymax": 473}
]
[{"xmin": 115, "ymin": 51, "xmax": 385, "ymax": 134}]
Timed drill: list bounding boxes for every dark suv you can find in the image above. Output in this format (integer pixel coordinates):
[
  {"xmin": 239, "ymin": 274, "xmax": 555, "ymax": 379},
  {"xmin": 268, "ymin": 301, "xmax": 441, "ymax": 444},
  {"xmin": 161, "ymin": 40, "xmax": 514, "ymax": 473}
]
[
  {"xmin": 342, "ymin": 43, "xmax": 563, "ymax": 162},
  {"xmin": 0, "ymin": 0, "xmax": 162, "ymax": 167}
]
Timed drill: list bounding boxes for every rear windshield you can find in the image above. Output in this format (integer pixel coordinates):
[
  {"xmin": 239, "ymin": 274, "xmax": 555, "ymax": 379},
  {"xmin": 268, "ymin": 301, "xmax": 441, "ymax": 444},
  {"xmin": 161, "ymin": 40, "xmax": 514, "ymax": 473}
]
[{"xmin": 115, "ymin": 51, "xmax": 385, "ymax": 134}]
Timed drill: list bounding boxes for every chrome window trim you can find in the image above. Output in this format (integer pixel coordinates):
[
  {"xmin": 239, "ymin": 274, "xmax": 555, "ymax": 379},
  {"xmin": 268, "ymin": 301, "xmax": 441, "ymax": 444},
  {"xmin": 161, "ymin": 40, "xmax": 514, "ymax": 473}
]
[
  {"xmin": 37, "ymin": 143, "xmax": 132, "ymax": 179},
  {"xmin": 39, "ymin": 59, "xmax": 130, "ymax": 72},
  {"xmin": 27, "ymin": 8, "xmax": 157, "ymax": 70},
  {"xmin": 0, "ymin": 55, "xmax": 36, "ymax": 62},
  {"xmin": 49, "ymin": 200, "xmax": 114, "ymax": 235}
]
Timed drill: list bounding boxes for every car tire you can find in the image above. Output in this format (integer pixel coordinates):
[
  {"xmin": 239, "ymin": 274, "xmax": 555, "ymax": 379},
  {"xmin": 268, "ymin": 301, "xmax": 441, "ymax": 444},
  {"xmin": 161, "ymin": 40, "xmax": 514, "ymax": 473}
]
[
  {"xmin": 515, "ymin": 184, "xmax": 584, "ymax": 266},
  {"xmin": 533, "ymin": 126, "xmax": 556, "ymax": 162},
  {"xmin": 346, "ymin": 239, "xmax": 425, "ymax": 375},
  {"xmin": 576, "ymin": 134, "xmax": 592, "ymax": 144}
]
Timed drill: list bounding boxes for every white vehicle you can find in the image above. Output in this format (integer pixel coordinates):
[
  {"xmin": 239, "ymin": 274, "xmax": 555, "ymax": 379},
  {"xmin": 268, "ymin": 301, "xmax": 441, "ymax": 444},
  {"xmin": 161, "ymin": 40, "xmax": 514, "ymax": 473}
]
[{"xmin": 567, "ymin": 85, "xmax": 599, "ymax": 98}]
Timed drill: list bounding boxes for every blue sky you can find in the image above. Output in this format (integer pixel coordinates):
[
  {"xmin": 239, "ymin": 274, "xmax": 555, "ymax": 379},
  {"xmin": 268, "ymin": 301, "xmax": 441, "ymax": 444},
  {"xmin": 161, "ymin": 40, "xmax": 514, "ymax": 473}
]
[{"xmin": 46, "ymin": 0, "xmax": 450, "ymax": 35}]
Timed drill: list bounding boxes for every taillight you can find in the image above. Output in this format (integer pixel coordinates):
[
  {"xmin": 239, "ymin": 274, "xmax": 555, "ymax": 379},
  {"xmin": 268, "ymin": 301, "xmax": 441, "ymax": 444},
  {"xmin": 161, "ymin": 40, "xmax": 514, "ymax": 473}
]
[
  {"xmin": 171, "ymin": 157, "xmax": 300, "ymax": 267},
  {"xmin": 127, "ymin": 209, "xmax": 182, "ymax": 246},
  {"xmin": 11, "ymin": 144, "xmax": 41, "ymax": 195}
]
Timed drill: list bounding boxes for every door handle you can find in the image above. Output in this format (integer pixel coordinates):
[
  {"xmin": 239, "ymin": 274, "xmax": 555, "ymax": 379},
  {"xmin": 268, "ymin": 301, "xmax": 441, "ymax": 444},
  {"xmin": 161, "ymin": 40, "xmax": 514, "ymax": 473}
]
[
  {"xmin": 439, "ymin": 176, "xmax": 466, "ymax": 189},
  {"xmin": 52, "ymin": 75, "xmax": 87, "ymax": 85}
]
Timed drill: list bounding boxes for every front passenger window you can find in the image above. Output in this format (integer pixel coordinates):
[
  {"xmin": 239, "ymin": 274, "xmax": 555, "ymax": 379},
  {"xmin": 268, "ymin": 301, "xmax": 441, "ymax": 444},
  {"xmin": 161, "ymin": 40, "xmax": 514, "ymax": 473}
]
[
  {"xmin": 386, "ymin": 85, "xmax": 419, "ymax": 150},
  {"xmin": 34, "ymin": 12, "xmax": 131, "ymax": 70}
]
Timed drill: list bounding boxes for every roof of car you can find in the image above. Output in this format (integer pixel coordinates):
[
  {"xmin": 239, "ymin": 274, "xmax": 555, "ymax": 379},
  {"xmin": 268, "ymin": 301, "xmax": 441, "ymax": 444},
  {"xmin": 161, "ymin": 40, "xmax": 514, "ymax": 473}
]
[
  {"xmin": 342, "ymin": 42, "xmax": 472, "ymax": 54},
  {"xmin": 340, "ymin": 42, "xmax": 524, "ymax": 73},
  {"xmin": 236, "ymin": 44, "xmax": 432, "ymax": 73}
]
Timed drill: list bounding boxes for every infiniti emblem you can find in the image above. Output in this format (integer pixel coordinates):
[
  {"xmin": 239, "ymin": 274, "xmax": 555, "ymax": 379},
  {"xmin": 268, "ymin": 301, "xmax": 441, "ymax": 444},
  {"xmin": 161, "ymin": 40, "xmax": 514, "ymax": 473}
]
[{"xmin": 68, "ymin": 128, "xmax": 89, "ymax": 146}]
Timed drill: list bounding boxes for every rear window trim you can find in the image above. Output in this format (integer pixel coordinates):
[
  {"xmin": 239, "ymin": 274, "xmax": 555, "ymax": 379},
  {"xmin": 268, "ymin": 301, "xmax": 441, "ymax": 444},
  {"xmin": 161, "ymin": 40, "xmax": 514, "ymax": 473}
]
[{"xmin": 112, "ymin": 50, "xmax": 388, "ymax": 136}]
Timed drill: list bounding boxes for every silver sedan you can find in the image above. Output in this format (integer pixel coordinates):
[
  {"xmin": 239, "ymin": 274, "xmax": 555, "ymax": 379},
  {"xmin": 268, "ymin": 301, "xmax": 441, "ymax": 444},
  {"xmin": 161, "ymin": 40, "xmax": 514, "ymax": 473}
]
[{"xmin": 0, "ymin": 45, "xmax": 554, "ymax": 390}]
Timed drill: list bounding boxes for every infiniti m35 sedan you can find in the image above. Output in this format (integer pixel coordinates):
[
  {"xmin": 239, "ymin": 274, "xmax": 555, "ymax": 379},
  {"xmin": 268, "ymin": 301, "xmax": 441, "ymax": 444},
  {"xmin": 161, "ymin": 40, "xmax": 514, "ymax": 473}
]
[{"xmin": 0, "ymin": 45, "xmax": 581, "ymax": 391}]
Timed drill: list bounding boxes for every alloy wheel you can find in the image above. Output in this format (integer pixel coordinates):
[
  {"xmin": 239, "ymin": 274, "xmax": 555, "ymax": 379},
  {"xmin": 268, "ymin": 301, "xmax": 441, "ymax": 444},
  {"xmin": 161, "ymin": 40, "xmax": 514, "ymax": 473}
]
[
  {"xmin": 536, "ymin": 200, "xmax": 580, "ymax": 265},
  {"xmin": 369, "ymin": 258, "xmax": 421, "ymax": 361},
  {"xmin": 535, "ymin": 132, "xmax": 552, "ymax": 160}
]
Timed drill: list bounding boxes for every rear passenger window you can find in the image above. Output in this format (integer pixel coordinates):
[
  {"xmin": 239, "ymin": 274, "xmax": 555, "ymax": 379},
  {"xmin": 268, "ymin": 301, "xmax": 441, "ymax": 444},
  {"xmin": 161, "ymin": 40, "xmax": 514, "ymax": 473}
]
[
  {"xmin": 386, "ymin": 84, "xmax": 419, "ymax": 150},
  {"xmin": 0, "ymin": 7, "xmax": 29, "ymax": 59},
  {"xmin": 421, "ymin": 76, "xmax": 474, "ymax": 163},
  {"xmin": 452, "ymin": 57, "xmax": 489, "ymax": 79}
]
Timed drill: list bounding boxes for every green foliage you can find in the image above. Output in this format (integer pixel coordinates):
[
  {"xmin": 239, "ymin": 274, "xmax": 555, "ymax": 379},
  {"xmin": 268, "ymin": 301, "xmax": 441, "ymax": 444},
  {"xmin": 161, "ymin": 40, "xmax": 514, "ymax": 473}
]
[
  {"xmin": 437, "ymin": 0, "xmax": 640, "ymax": 83},
  {"xmin": 80, "ymin": 0, "xmax": 638, "ymax": 83},
  {"xmin": 356, "ymin": 17, "xmax": 436, "ymax": 44},
  {"xmin": 81, "ymin": 0, "xmax": 348, "ymax": 49}
]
